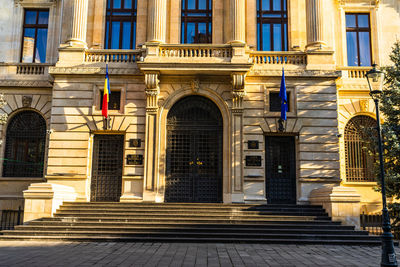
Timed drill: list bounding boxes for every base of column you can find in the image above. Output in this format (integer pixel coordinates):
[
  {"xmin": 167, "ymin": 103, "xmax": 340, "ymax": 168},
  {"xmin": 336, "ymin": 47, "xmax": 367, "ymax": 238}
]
[
  {"xmin": 65, "ymin": 38, "xmax": 88, "ymax": 49},
  {"xmin": 305, "ymin": 41, "xmax": 327, "ymax": 52}
]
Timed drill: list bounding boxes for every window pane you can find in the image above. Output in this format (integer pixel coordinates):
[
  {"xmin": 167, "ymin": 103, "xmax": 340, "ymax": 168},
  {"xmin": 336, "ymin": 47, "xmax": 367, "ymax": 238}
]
[
  {"xmin": 186, "ymin": 22, "xmax": 195, "ymax": 43},
  {"xmin": 262, "ymin": 24, "xmax": 271, "ymax": 51},
  {"xmin": 257, "ymin": 23, "xmax": 261, "ymax": 50},
  {"xmin": 35, "ymin": 28, "xmax": 48, "ymax": 63},
  {"xmin": 25, "ymin": 11, "xmax": 37, "ymax": 24},
  {"xmin": 105, "ymin": 21, "xmax": 109, "ymax": 48},
  {"xmin": 359, "ymin": 32, "xmax": 371, "ymax": 66},
  {"xmin": 124, "ymin": 0, "xmax": 132, "ymax": 9},
  {"xmin": 262, "ymin": 0, "xmax": 270, "ymax": 11},
  {"xmin": 199, "ymin": 0, "xmax": 206, "ymax": 9},
  {"xmin": 111, "ymin": 21, "xmax": 120, "ymax": 49},
  {"xmin": 38, "ymin": 11, "xmax": 49, "ymax": 24},
  {"xmin": 122, "ymin": 22, "xmax": 131, "ymax": 49},
  {"xmin": 198, "ymin": 23, "xmax": 208, "ymax": 43},
  {"xmin": 273, "ymin": 24, "xmax": 282, "ymax": 51},
  {"xmin": 346, "ymin": 14, "xmax": 356, "ymax": 28},
  {"xmin": 284, "ymin": 23, "xmax": 287, "ymax": 51},
  {"xmin": 346, "ymin": 31, "xmax": 358, "ymax": 66},
  {"xmin": 22, "ymin": 28, "xmax": 35, "ymax": 63},
  {"xmin": 113, "ymin": 0, "xmax": 121, "ymax": 8},
  {"xmin": 107, "ymin": 0, "xmax": 111, "ymax": 9},
  {"xmin": 188, "ymin": 0, "xmax": 195, "ymax": 9},
  {"xmin": 132, "ymin": 21, "xmax": 136, "ymax": 48},
  {"xmin": 283, "ymin": 0, "xmax": 286, "ymax": 11},
  {"xmin": 358, "ymin": 14, "xmax": 369, "ymax": 28},
  {"xmin": 273, "ymin": 0, "xmax": 281, "ymax": 11}
]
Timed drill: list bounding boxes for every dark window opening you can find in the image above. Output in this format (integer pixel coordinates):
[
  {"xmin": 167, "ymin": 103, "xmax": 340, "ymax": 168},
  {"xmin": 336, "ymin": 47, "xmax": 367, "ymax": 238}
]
[
  {"xmin": 181, "ymin": 0, "xmax": 212, "ymax": 44},
  {"xmin": 21, "ymin": 9, "xmax": 49, "ymax": 63},
  {"xmin": 3, "ymin": 111, "xmax": 46, "ymax": 177},
  {"xmin": 100, "ymin": 91, "xmax": 121, "ymax": 110},
  {"xmin": 270, "ymin": 92, "xmax": 290, "ymax": 112},
  {"xmin": 257, "ymin": 0, "xmax": 288, "ymax": 51},
  {"xmin": 346, "ymin": 13, "xmax": 372, "ymax": 66},
  {"xmin": 105, "ymin": 0, "xmax": 137, "ymax": 49}
]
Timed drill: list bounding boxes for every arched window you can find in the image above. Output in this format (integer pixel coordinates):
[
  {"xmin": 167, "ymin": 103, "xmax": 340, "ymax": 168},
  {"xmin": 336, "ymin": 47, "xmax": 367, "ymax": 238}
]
[
  {"xmin": 344, "ymin": 115, "xmax": 377, "ymax": 182},
  {"xmin": 3, "ymin": 111, "xmax": 46, "ymax": 177}
]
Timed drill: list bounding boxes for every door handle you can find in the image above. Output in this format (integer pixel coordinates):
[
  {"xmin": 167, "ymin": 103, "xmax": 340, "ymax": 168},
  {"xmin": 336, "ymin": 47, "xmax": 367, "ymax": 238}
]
[
  {"xmin": 189, "ymin": 161, "xmax": 194, "ymax": 165},
  {"xmin": 196, "ymin": 158, "xmax": 203, "ymax": 166}
]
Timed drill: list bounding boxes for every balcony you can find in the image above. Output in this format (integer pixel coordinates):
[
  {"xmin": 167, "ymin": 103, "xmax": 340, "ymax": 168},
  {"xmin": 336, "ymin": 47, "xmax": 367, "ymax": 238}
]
[
  {"xmin": 250, "ymin": 51, "xmax": 307, "ymax": 69},
  {"xmin": 0, "ymin": 63, "xmax": 53, "ymax": 88},
  {"xmin": 337, "ymin": 66, "xmax": 370, "ymax": 79}
]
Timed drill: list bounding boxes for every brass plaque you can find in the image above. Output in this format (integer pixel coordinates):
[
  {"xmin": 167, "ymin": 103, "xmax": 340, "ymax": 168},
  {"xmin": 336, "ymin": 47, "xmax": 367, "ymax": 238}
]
[
  {"xmin": 129, "ymin": 139, "xmax": 141, "ymax": 148},
  {"xmin": 126, "ymin": 154, "xmax": 143, "ymax": 165},
  {"xmin": 248, "ymin": 140, "xmax": 259, "ymax": 149},
  {"xmin": 245, "ymin": 156, "xmax": 262, "ymax": 167}
]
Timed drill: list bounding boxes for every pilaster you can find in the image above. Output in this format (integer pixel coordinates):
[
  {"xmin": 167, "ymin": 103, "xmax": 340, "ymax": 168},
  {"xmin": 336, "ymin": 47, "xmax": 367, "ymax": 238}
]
[
  {"xmin": 67, "ymin": 0, "xmax": 88, "ymax": 48},
  {"xmin": 305, "ymin": 0, "xmax": 326, "ymax": 50},
  {"xmin": 230, "ymin": 0, "xmax": 246, "ymax": 44},
  {"xmin": 230, "ymin": 72, "xmax": 246, "ymax": 202},
  {"xmin": 143, "ymin": 72, "xmax": 161, "ymax": 202},
  {"xmin": 148, "ymin": 0, "xmax": 167, "ymax": 43}
]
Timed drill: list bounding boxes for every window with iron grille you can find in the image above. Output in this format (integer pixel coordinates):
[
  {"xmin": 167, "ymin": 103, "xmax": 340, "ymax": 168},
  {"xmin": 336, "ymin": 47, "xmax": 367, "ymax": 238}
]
[
  {"xmin": 257, "ymin": 0, "xmax": 288, "ymax": 51},
  {"xmin": 21, "ymin": 9, "xmax": 49, "ymax": 63},
  {"xmin": 105, "ymin": 0, "xmax": 137, "ymax": 49},
  {"xmin": 100, "ymin": 90, "xmax": 121, "ymax": 110},
  {"xmin": 269, "ymin": 92, "xmax": 290, "ymax": 112},
  {"xmin": 181, "ymin": 0, "xmax": 212, "ymax": 44},
  {"xmin": 345, "ymin": 13, "xmax": 372, "ymax": 66},
  {"xmin": 344, "ymin": 115, "xmax": 377, "ymax": 182},
  {"xmin": 3, "ymin": 111, "xmax": 46, "ymax": 177}
]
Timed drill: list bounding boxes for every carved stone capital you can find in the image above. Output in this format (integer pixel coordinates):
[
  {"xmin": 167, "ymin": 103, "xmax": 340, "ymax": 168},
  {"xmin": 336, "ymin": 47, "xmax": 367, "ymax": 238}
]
[
  {"xmin": 231, "ymin": 72, "xmax": 246, "ymax": 90},
  {"xmin": 190, "ymin": 78, "xmax": 200, "ymax": 93},
  {"xmin": 232, "ymin": 90, "xmax": 246, "ymax": 98},
  {"xmin": 144, "ymin": 72, "xmax": 160, "ymax": 90}
]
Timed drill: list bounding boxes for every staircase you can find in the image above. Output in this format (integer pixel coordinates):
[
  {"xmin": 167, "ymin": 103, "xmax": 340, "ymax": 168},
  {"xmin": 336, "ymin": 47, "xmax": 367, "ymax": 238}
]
[{"xmin": 0, "ymin": 202, "xmax": 382, "ymax": 244}]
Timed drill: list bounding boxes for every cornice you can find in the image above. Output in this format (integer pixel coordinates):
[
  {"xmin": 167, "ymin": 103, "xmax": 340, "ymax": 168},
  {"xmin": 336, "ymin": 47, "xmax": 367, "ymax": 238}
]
[
  {"xmin": 0, "ymin": 80, "xmax": 53, "ymax": 88},
  {"xmin": 49, "ymin": 66, "xmax": 142, "ymax": 76}
]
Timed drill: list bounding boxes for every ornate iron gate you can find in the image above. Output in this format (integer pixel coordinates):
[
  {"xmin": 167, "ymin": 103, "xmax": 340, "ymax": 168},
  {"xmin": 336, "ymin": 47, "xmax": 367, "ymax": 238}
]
[
  {"xmin": 165, "ymin": 96, "xmax": 223, "ymax": 203},
  {"xmin": 265, "ymin": 136, "xmax": 296, "ymax": 204},
  {"xmin": 91, "ymin": 135, "xmax": 124, "ymax": 202}
]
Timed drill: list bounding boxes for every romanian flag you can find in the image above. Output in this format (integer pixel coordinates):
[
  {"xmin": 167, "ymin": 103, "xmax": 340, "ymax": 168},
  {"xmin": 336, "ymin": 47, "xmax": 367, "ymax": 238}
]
[{"xmin": 102, "ymin": 64, "xmax": 111, "ymax": 118}]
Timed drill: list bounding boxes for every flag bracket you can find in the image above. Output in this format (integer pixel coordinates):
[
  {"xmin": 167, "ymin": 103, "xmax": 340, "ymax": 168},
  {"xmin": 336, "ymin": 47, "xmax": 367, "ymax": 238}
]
[
  {"xmin": 103, "ymin": 117, "xmax": 111, "ymax": 130},
  {"xmin": 278, "ymin": 118, "xmax": 285, "ymax": 132}
]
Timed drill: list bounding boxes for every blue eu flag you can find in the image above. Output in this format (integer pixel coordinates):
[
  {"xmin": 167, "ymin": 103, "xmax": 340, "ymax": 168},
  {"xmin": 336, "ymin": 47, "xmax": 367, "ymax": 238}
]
[{"xmin": 279, "ymin": 68, "xmax": 288, "ymax": 121}]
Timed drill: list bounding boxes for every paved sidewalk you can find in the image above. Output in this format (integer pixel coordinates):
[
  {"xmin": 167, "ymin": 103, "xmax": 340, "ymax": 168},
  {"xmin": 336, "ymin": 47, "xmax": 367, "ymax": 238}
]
[{"xmin": 0, "ymin": 241, "xmax": 397, "ymax": 267}]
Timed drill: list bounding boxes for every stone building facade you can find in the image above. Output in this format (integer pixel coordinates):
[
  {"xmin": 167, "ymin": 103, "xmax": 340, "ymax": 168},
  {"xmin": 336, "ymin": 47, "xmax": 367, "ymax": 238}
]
[{"xmin": 0, "ymin": 0, "xmax": 399, "ymax": 226}]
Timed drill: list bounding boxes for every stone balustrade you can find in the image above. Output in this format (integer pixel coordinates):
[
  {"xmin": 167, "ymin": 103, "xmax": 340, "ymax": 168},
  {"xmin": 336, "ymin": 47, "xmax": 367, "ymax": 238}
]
[
  {"xmin": 338, "ymin": 67, "xmax": 370, "ymax": 79},
  {"xmin": 85, "ymin": 49, "xmax": 141, "ymax": 63},
  {"xmin": 159, "ymin": 45, "xmax": 232, "ymax": 59},
  {"xmin": 250, "ymin": 51, "xmax": 307, "ymax": 66}
]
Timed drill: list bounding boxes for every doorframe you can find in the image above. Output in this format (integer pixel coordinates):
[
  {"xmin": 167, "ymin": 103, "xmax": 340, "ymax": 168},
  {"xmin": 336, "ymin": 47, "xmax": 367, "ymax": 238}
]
[
  {"xmin": 89, "ymin": 131, "xmax": 126, "ymax": 202},
  {"xmin": 158, "ymin": 89, "xmax": 230, "ymax": 203},
  {"xmin": 264, "ymin": 133, "xmax": 299, "ymax": 204}
]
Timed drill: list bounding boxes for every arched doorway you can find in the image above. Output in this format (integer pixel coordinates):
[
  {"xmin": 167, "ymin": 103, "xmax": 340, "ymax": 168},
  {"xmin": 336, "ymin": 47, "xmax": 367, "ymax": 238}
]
[
  {"xmin": 165, "ymin": 96, "xmax": 223, "ymax": 203},
  {"xmin": 3, "ymin": 111, "xmax": 46, "ymax": 177},
  {"xmin": 344, "ymin": 115, "xmax": 377, "ymax": 182}
]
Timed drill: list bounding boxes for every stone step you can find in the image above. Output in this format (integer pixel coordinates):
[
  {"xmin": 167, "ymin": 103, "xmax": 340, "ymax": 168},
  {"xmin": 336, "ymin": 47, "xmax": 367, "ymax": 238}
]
[
  {"xmin": 13, "ymin": 225, "xmax": 368, "ymax": 235},
  {"xmin": 27, "ymin": 220, "xmax": 352, "ymax": 229},
  {"xmin": 0, "ymin": 235, "xmax": 383, "ymax": 245}
]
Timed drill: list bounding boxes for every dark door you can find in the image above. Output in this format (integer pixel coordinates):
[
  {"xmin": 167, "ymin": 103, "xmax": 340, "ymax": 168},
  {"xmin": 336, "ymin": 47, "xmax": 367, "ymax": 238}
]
[
  {"xmin": 265, "ymin": 136, "xmax": 296, "ymax": 204},
  {"xmin": 91, "ymin": 135, "xmax": 124, "ymax": 202},
  {"xmin": 165, "ymin": 96, "xmax": 223, "ymax": 203}
]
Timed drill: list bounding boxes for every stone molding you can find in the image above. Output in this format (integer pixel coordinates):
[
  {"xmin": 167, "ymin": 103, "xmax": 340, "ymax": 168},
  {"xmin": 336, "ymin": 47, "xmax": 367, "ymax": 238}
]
[{"xmin": 0, "ymin": 80, "xmax": 53, "ymax": 88}]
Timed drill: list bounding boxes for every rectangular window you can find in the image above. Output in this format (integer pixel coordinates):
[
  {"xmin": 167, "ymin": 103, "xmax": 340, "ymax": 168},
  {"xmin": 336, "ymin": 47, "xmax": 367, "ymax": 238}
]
[
  {"xmin": 346, "ymin": 13, "xmax": 372, "ymax": 66},
  {"xmin": 21, "ymin": 9, "xmax": 49, "ymax": 63},
  {"xmin": 181, "ymin": 0, "xmax": 212, "ymax": 44},
  {"xmin": 105, "ymin": 0, "xmax": 137, "ymax": 49},
  {"xmin": 269, "ymin": 92, "xmax": 290, "ymax": 112},
  {"xmin": 100, "ymin": 91, "xmax": 121, "ymax": 110},
  {"xmin": 257, "ymin": 0, "xmax": 288, "ymax": 51}
]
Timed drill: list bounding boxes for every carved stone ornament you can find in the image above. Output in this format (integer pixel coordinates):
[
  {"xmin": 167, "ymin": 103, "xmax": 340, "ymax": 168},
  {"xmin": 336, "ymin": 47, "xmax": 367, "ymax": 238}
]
[
  {"xmin": 231, "ymin": 72, "xmax": 246, "ymax": 90},
  {"xmin": 145, "ymin": 73, "xmax": 160, "ymax": 90},
  {"xmin": 191, "ymin": 78, "xmax": 200, "ymax": 93},
  {"xmin": 359, "ymin": 99, "xmax": 369, "ymax": 112},
  {"xmin": 145, "ymin": 89, "xmax": 159, "ymax": 96},
  {"xmin": 232, "ymin": 90, "xmax": 246, "ymax": 98},
  {"xmin": 22, "ymin": 95, "xmax": 33, "ymax": 107},
  {"xmin": 336, "ymin": 0, "xmax": 380, "ymax": 7}
]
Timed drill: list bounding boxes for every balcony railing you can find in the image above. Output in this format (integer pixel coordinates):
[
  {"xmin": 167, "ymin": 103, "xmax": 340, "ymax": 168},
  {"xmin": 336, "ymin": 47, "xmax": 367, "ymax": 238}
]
[
  {"xmin": 159, "ymin": 44, "xmax": 232, "ymax": 59},
  {"xmin": 85, "ymin": 49, "xmax": 141, "ymax": 63},
  {"xmin": 338, "ymin": 67, "xmax": 370, "ymax": 79},
  {"xmin": 250, "ymin": 51, "xmax": 307, "ymax": 66},
  {"xmin": 0, "ymin": 63, "xmax": 52, "ymax": 77}
]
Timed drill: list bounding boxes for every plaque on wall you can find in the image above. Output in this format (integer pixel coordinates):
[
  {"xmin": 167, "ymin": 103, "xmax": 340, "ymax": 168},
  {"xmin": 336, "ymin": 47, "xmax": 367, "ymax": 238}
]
[
  {"xmin": 129, "ymin": 139, "xmax": 141, "ymax": 147},
  {"xmin": 248, "ymin": 140, "xmax": 259, "ymax": 149},
  {"xmin": 126, "ymin": 154, "xmax": 143, "ymax": 165},
  {"xmin": 245, "ymin": 156, "xmax": 262, "ymax": 167}
]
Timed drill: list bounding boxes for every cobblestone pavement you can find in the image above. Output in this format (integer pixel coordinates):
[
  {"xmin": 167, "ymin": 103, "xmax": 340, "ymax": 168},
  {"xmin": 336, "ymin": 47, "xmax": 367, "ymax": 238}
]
[{"xmin": 0, "ymin": 241, "xmax": 397, "ymax": 267}]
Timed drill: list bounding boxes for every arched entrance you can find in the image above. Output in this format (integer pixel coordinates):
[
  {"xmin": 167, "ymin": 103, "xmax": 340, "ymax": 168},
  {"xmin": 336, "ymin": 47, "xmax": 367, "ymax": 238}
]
[
  {"xmin": 165, "ymin": 96, "xmax": 223, "ymax": 203},
  {"xmin": 3, "ymin": 110, "xmax": 46, "ymax": 177}
]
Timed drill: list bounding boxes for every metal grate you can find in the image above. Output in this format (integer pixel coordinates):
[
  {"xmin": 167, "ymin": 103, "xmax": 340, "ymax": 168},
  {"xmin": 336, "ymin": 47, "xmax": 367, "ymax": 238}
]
[
  {"xmin": 265, "ymin": 136, "xmax": 296, "ymax": 204},
  {"xmin": 166, "ymin": 96, "xmax": 222, "ymax": 203},
  {"xmin": 3, "ymin": 111, "xmax": 46, "ymax": 177},
  {"xmin": 91, "ymin": 135, "xmax": 124, "ymax": 202},
  {"xmin": 0, "ymin": 207, "xmax": 23, "ymax": 230},
  {"xmin": 344, "ymin": 115, "xmax": 377, "ymax": 182}
]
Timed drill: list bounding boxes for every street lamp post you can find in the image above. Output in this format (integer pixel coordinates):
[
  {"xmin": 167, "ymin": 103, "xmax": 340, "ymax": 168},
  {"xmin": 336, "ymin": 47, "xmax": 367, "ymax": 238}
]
[{"xmin": 366, "ymin": 64, "xmax": 398, "ymax": 267}]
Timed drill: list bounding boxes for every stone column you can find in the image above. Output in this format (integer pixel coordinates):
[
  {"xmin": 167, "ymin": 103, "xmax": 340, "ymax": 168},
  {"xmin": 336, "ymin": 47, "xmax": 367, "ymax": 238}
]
[
  {"xmin": 143, "ymin": 72, "xmax": 160, "ymax": 202},
  {"xmin": 230, "ymin": 72, "xmax": 246, "ymax": 203},
  {"xmin": 68, "ymin": 0, "xmax": 89, "ymax": 47},
  {"xmin": 305, "ymin": 0, "xmax": 326, "ymax": 50},
  {"xmin": 148, "ymin": 0, "xmax": 167, "ymax": 43},
  {"xmin": 230, "ymin": 0, "xmax": 246, "ymax": 43}
]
